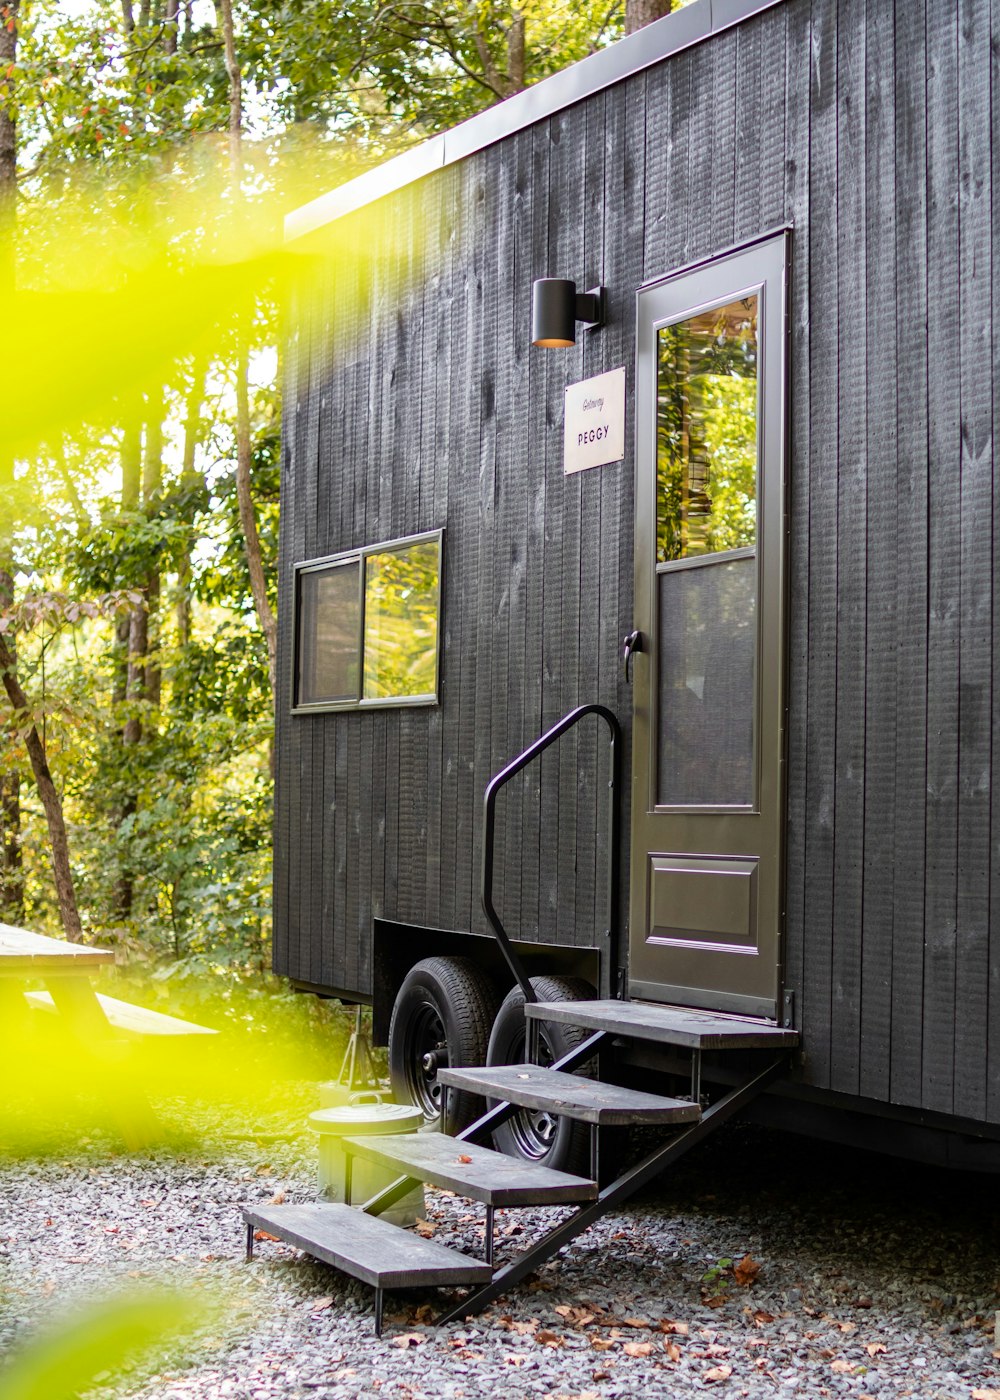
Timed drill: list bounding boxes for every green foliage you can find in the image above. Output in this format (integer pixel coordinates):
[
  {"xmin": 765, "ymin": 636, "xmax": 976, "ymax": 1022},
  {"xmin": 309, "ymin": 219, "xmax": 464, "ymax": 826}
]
[
  {"xmin": 0, "ymin": 1290, "xmax": 199, "ymax": 1400},
  {"xmin": 2, "ymin": 0, "xmax": 649, "ymax": 977},
  {"xmin": 240, "ymin": 1, "xmax": 626, "ymax": 152}
]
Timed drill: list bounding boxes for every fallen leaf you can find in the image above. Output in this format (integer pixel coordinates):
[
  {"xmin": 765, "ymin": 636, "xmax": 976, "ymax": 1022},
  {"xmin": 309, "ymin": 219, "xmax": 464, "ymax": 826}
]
[
  {"xmin": 658, "ymin": 1319, "xmax": 689, "ymax": 1336},
  {"xmin": 310, "ymin": 1296, "xmax": 333, "ymax": 1312},
  {"xmin": 703, "ymin": 1365, "xmax": 732, "ymax": 1382},
  {"xmin": 590, "ymin": 1337, "xmax": 616, "ymax": 1351},
  {"xmin": 831, "ymin": 1359, "xmax": 854, "ymax": 1374},
  {"xmin": 505, "ymin": 1354, "xmax": 528, "ymax": 1367},
  {"xmin": 592, "ymin": 1371, "xmax": 612, "ymax": 1381},
  {"xmin": 865, "ymin": 1342, "xmax": 886, "ymax": 1357},
  {"xmin": 414, "ymin": 1219, "xmax": 435, "ymax": 1239},
  {"xmin": 832, "ymin": 1319, "xmax": 857, "ymax": 1334},
  {"xmin": 505, "ymin": 1318, "xmax": 539, "ymax": 1336},
  {"xmin": 555, "ymin": 1304, "xmax": 598, "ymax": 1327},
  {"xmin": 972, "ymin": 1392, "xmax": 1000, "ymax": 1400},
  {"xmin": 703, "ymin": 1295, "xmax": 728, "ymax": 1309},
  {"xmin": 270, "ymin": 1190, "xmax": 286, "ymax": 1205},
  {"xmin": 623, "ymin": 1341, "xmax": 652, "ymax": 1357},
  {"xmin": 412, "ymin": 1303, "xmax": 435, "ymax": 1324},
  {"xmin": 622, "ymin": 1317, "xmax": 651, "ymax": 1329},
  {"xmin": 733, "ymin": 1254, "xmax": 761, "ymax": 1287},
  {"xmin": 392, "ymin": 1332, "xmax": 426, "ymax": 1348},
  {"xmin": 752, "ymin": 1309, "xmax": 775, "ymax": 1326},
  {"xmin": 456, "ymin": 1154, "xmax": 473, "ymax": 1164},
  {"xmin": 255, "ymin": 1164, "xmax": 273, "ymax": 1175},
  {"xmin": 535, "ymin": 1329, "xmax": 565, "ymax": 1347},
  {"xmin": 253, "ymin": 1230, "xmax": 280, "ymax": 1243},
  {"xmin": 663, "ymin": 1341, "xmax": 681, "ymax": 1362}
]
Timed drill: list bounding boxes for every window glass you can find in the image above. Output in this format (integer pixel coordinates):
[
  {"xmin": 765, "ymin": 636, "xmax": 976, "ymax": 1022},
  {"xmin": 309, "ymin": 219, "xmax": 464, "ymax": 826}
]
[
  {"xmin": 293, "ymin": 532, "xmax": 442, "ymax": 710},
  {"xmin": 297, "ymin": 561, "xmax": 361, "ymax": 705},
  {"xmin": 657, "ymin": 555, "xmax": 755, "ymax": 806},
  {"xmin": 656, "ymin": 295, "xmax": 758, "ymax": 562},
  {"xmin": 362, "ymin": 540, "xmax": 441, "ymax": 700}
]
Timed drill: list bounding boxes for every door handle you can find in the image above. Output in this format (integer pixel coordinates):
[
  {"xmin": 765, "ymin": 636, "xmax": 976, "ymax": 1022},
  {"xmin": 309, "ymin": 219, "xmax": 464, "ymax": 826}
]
[{"xmin": 622, "ymin": 630, "xmax": 644, "ymax": 684}]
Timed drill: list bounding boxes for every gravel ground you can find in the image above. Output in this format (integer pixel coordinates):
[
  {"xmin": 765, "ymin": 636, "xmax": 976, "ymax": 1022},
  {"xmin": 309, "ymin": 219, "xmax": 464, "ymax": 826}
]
[{"xmin": 1, "ymin": 1113, "xmax": 999, "ymax": 1399}]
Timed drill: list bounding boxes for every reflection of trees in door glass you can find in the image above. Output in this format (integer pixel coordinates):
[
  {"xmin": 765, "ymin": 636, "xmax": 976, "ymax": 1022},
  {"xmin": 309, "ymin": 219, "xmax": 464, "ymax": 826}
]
[
  {"xmin": 363, "ymin": 542, "xmax": 440, "ymax": 699},
  {"xmin": 657, "ymin": 297, "xmax": 758, "ymax": 562}
]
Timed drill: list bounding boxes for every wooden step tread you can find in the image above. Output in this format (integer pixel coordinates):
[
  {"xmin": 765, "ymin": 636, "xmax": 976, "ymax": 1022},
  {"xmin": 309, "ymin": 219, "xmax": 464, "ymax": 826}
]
[
  {"xmin": 341, "ymin": 1131, "xmax": 597, "ymax": 1207},
  {"xmin": 243, "ymin": 1203, "xmax": 492, "ymax": 1288},
  {"xmin": 525, "ymin": 999, "xmax": 799, "ymax": 1050},
  {"xmin": 438, "ymin": 1064, "xmax": 702, "ymax": 1127}
]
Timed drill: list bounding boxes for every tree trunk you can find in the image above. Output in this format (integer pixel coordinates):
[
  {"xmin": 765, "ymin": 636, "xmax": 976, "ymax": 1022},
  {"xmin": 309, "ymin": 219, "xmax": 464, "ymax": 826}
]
[
  {"xmin": 0, "ymin": 566, "xmax": 22, "ymax": 923},
  {"xmin": 0, "ymin": 771, "xmax": 22, "ymax": 923},
  {"xmin": 0, "ymin": 1, "xmax": 18, "ymax": 294},
  {"xmin": 177, "ymin": 358, "xmax": 206, "ymax": 652},
  {"xmin": 506, "ymin": 9, "xmax": 526, "ymax": 94},
  {"xmin": 0, "ymin": 5, "xmax": 22, "ymax": 924},
  {"xmin": 163, "ymin": 0, "xmax": 178, "ymax": 54},
  {"xmin": 0, "ymin": 573, "xmax": 83, "ymax": 941},
  {"xmin": 624, "ymin": 0, "xmax": 673, "ymax": 34},
  {"xmin": 141, "ymin": 390, "xmax": 163, "ymax": 713},
  {"xmin": 111, "ymin": 415, "xmax": 142, "ymax": 922},
  {"xmin": 219, "ymin": 0, "xmax": 278, "ymax": 694}
]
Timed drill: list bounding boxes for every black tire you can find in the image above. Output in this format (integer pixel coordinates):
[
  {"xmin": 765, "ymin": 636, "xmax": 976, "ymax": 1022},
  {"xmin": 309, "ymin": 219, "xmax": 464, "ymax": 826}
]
[
  {"xmin": 487, "ymin": 975, "xmax": 597, "ymax": 1176},
  {"xmin": 388, "ymin": 956, "xmax": 500, "ymax": 1135}
]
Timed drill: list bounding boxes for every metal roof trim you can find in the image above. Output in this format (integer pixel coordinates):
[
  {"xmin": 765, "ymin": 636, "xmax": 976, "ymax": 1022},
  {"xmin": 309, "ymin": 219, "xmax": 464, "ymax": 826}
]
[{"xmin": 284, "ymin": 0, "xmax": 787, "ymax": 243}]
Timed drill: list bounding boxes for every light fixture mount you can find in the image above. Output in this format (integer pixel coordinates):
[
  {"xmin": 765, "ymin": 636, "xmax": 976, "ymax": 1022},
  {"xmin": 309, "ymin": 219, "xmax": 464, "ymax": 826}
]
[{"xmin": 531, "ymin": 278, "xmax": 606, "ymax": 347}]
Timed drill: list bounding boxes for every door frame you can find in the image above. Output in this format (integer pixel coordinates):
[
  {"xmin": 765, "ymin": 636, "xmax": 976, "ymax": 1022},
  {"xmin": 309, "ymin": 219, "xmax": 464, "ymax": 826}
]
[{"xmin": 627, "ymin": 229, "xmax": 791, "ymax": 1020}]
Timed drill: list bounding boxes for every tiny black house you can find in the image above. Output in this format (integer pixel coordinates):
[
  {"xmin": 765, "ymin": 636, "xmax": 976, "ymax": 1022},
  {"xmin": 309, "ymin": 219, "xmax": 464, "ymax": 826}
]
[{"xmin": 273, "ymin": 0, "xmax": 1000, "ymax": 1171}]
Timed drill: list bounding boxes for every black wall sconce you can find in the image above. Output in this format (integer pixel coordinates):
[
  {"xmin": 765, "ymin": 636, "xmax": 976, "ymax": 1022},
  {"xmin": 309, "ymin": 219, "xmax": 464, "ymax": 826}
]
[{"xmin": 531, "ymin": 278, "xmax": 606, "ymax": 348}]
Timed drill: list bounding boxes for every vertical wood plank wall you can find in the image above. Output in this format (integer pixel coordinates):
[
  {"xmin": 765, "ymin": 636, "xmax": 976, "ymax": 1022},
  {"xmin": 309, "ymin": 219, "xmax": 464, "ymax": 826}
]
[{"xmin": 274, "ymin": 0, "xmax": 1000, "ymax": 1126}]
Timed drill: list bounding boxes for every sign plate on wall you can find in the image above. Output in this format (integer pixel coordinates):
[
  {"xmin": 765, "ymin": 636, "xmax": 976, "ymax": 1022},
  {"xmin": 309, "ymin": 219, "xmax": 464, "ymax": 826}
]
[{"xmin": 564, "ymin": 366, "xmax": 626, "ymax": 475}]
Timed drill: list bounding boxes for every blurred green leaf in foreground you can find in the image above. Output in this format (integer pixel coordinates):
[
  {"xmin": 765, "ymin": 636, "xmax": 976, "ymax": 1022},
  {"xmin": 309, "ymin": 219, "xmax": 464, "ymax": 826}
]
[{"xmin": 0, "ymin": 1289, "xmax": 200, "ymax": 1400}]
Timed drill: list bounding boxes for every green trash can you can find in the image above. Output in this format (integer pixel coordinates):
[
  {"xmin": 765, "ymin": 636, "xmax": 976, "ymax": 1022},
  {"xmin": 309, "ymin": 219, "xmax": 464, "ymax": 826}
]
[{"xmin": 308, "ymin": 1102, "xmax": 425, "ymax": 1227}]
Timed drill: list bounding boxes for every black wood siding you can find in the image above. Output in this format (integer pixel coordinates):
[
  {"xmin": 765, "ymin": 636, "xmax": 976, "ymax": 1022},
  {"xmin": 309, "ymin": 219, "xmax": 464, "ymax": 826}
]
[{"xmin": 274, "ymin": 0, "xmax": 1000, "ymax": 1126}]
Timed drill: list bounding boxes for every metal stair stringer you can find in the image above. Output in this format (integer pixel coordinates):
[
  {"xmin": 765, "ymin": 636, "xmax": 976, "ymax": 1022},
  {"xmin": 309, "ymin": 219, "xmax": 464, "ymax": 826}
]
[{"xmin": 434, "ymin": 1050, "xmax": 792, "ymax": 1326}]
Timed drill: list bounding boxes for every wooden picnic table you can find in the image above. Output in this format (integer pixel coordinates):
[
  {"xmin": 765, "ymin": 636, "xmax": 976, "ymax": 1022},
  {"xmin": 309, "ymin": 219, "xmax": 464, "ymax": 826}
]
[{"xmin": 0, "ymin": 921, "xmax": 156, "ymax": 1148}]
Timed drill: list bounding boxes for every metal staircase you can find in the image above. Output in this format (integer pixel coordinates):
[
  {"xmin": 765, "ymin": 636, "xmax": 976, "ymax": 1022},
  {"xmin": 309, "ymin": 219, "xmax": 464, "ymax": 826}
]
[
  {"xmin": 244, "ymin": 999, "xmax": 797, "ymax": 1332},
  {"xmin": 243, "ymin": 711, "xmax": 798, "ymax": 1331}
]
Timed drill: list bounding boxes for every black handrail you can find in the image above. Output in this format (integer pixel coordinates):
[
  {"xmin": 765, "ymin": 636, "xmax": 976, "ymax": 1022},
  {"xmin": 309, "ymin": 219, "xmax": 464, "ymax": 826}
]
[{"xmin": 481, "ymin": 704, "xmax": 623, "ymax": 1004}]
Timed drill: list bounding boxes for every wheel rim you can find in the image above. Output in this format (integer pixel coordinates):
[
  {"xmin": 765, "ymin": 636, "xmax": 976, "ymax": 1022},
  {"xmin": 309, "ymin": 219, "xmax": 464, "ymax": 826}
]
[
  {"xmin": 402, "ymin": 998, "xmax": 449, "ymax": 1121},
  {"xmin": 508, "ymin": 1029, "xmax": 561, "ymax": 1161}
]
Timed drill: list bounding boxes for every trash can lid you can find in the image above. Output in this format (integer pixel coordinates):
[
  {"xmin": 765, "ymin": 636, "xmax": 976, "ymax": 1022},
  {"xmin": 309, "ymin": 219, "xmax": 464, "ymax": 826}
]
[{"xmin": 307, "ymin": 1102, "xmax": 424, "ymax": 1136}]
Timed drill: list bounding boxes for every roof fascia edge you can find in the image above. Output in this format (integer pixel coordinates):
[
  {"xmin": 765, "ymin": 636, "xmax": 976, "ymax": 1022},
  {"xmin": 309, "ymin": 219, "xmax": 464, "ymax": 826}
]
[{"xmin": 284, "ymin": 0, "xmax": 787, "ymax": 243}]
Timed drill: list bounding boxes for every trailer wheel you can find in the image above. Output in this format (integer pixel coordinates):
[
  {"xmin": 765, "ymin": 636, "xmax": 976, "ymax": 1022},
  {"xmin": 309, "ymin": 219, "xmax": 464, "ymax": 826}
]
[
  {"xmin": 388, "ymin": 956, "xmax": 499, "ymax": 1135},
  {"xmin": 486, "ymin": 975, "xmax": 597, "ymax": 1176}
]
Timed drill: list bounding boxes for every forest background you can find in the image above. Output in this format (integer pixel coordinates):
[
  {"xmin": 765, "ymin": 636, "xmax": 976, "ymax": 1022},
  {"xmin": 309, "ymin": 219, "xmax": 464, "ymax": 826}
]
[{"xmin": 0, "ymin": 0, "xmax": 685, "ymax": 1051}]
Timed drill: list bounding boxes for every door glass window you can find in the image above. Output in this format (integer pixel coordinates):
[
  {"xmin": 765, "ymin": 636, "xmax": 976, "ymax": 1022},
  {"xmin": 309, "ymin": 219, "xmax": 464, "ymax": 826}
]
[
  {"xmin": 655, "ymin": 293, "xmax": 759, "ymax": 807},
  {"xmin": 657, "ymin": 556, "xmax": 756, "ymax": 806},
  {"xmin": 656, "ymin": 296, "xmax": 758, "ymax": 562}
]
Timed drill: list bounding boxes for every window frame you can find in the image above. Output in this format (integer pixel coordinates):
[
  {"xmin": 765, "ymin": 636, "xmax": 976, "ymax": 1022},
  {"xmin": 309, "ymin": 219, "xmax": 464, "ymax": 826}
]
[{"xmin": 291, "ymin": 527, "xmax": 444, "ymax": 715}]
